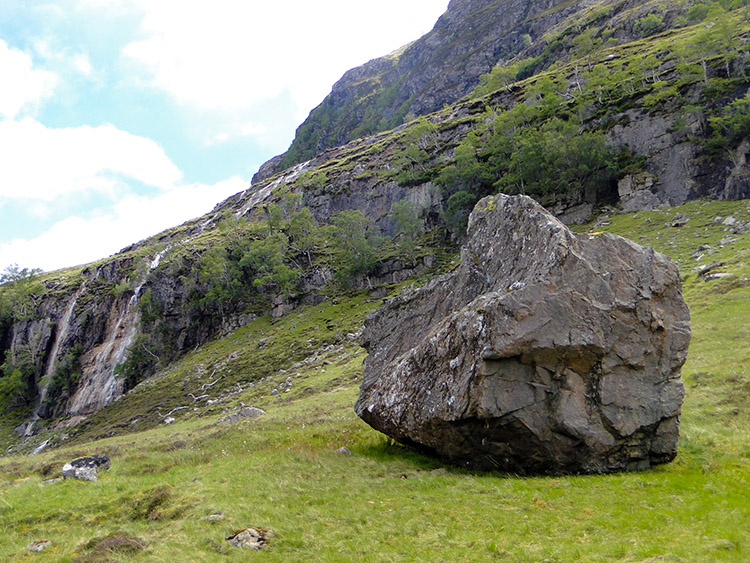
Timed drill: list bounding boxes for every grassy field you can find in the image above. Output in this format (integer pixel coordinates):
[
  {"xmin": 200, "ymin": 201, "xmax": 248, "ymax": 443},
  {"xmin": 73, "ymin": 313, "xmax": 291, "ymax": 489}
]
[{"xmin": 1, "ymin": 199, "xmax": 749, "ymax": 562}]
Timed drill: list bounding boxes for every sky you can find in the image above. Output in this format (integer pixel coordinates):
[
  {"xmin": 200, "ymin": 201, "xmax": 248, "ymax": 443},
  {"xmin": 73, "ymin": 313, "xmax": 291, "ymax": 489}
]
[{"xmin": 0, "ymin": 0, "xmax": 449, "ymax": 272}]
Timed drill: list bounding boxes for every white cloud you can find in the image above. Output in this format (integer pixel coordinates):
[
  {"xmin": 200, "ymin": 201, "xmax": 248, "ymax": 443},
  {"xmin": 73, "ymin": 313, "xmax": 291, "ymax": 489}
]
[
  {"xmin": 205, "ymin": 121, "xmax": 268, "ymax": 146},
  {"xmin": 114, "ymin": 1, "xmax": 448, "ymax": 119},
  {"xmin": 33, "ymin": 38, "xmax": 95, "ymax": 79},
  {"xmin": 71, "ymin": 53, "xmax": 93, "ymax": 77},
  {"xmin": 67, "ymin": 0, "xmax": 448, "ymax": 147},
  {"xmin": 0, "ymin": 1, "xmax": 451, "ymax": 272},
  {"xmin": 0, "ymin": 39, "xmax": 58, "ymax": 119},
  {"xmin": 0, "ymin": 119, "xmax": 182, "ymax": 201},
  {"xmin": 0, "ymin": 176, "xmax": 247, "ymax": 271}
]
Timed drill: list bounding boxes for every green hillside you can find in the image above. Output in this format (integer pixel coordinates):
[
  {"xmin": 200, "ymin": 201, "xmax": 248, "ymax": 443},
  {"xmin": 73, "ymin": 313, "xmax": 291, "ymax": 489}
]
[
  {"xmin": 3, "ymin": 0, "xmax": 750, "ymax": 436},
  {"xmin": 0, "ymin": 199, "xmax": 748, "ymax": 561},
  {"xmin": 2, "ymin": 0, "xmax": 750, "ymax": 559},
  {"xmin": 265, "ymin": 0, "xmax": 750, "ymax": 182}
]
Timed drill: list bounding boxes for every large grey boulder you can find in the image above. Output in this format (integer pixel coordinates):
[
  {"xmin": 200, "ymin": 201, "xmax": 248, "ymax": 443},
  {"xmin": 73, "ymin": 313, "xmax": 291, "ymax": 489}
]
[{"xmin": 355, "ymin": 194, "xmax": 690, "ymax": 475}]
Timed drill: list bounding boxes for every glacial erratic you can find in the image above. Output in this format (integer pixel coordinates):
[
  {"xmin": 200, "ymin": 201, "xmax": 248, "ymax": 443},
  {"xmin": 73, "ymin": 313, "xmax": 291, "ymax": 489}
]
[{"xmin": 355, "ymin": 194, "xmax": 691, "ymax": 475}]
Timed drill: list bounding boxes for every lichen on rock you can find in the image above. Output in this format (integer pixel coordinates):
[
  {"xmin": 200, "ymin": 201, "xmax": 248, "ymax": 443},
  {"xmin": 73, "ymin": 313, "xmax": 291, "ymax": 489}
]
[{"xmin": 355, "ymin": 194, "xmax": 691, "ymax": 475}]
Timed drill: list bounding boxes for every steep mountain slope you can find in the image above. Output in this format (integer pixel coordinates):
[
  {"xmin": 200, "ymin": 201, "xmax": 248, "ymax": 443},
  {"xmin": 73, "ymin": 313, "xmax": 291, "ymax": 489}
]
[
  {"xmin": 256, "ymin": 0, "xmax": 619, "ymax": 181},
  {"xmin": 2, "ymin": 0, "xmax": 750, "ymax": 447},
  {"xmin": 256, "ymin": 0, "xmax": 740, "ymax": 182}
]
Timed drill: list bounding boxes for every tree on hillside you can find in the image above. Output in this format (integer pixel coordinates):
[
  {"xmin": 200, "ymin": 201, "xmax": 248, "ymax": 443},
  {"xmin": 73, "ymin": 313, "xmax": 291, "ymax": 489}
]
[
  {"xmin": 0, "ymin": 264, "xmax": 44, "ymax": 323},
  {"xmin": 706, "ymin": 93, "xmax": 750, "ymax": 160},
  {"xmin": 0, "ymin": 347, "xmax": 37, "ymax": 412},
  {"xmin": 572, "ymin": 28, "xmax": 601, "ymax": 71},
  {"xmin": 707, "ymin": 7, "xmax": 740, "ymax": 77},
  {"xmin": 330, "ymin": 210, "xmax": 383, "ymax": 286},
  {"xmin": 195, "ymin": 246, "xmax": 243, "ymax": 323},
  {"xmin": 438, "ymin": 132, "xmax": 495, "ymax": 200},
  {"xmin": 404, "ymin": 116, "xmax": 438, "ymax": 150},
  {"xmin": 476, "ymin": 64, "xmax": 520, "ymax": 96},
  {"xmin": 394, "ymin": 143, "xmax": 432, "ymax": 185},
  {"xmin": 288, "ymin": 207, "xmax": 320, "ymax": 268},
  {"xmin": 241, "ymin": 233, "xmax": 300, "ymax": 296},
  {"xmin": 390, "ymin": 200, "xmax": 423, "ymax": 264},
  {"xmin": 634, "ymin": 13, "xmax": 664, "ymax": 38},
  {"xmin": 584, "ymin": 63, "xmax": 615, "ymax": 103},
  {"xmin": 495, "ymin": 118, "xmax": 618, "ymax": 203},
  {"xmin": 0, "ymin": 264, "xmax": 43, "ymax": 285}
]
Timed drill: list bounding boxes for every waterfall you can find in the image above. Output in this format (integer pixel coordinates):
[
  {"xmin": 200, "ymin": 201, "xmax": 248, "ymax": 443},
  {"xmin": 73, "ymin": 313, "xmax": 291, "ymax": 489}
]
[
  {"xmin": 236, "ymin": 160, "xmax": 310, "ymax": 218},
  {"xmin": 23, "ymin": 281, "xmax": 87, "ymax": 436},
  {"xmin": 67, "ymin": 249, "xmax": 168, "ymax": 416}
]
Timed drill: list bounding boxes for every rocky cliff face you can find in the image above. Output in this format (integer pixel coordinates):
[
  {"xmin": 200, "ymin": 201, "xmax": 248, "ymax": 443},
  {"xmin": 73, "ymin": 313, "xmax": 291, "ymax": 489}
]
[
  {"xmin": 3, "ymin": 0, "xmax": 748, "ymax": 438},
  {"xmin": 1, "ymin": 207, "xmax": 434, "ymax": 433},
  {"xmin": 5, "ymin": 253, "xmax": 160, "ymax": 435},
  {"xmin": 2, "ymin": 234, "xmax": 240, "ymax": 433},
  {"xmin": 255, "ymin": 0, "xmax": 613, "ymax": 182}
]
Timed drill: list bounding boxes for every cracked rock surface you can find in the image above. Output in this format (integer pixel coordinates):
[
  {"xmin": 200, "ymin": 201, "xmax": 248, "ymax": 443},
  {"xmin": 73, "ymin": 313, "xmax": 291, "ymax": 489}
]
[{"xmin": 355, "ymin": 194, "xmax": 691, "ymax": 475}]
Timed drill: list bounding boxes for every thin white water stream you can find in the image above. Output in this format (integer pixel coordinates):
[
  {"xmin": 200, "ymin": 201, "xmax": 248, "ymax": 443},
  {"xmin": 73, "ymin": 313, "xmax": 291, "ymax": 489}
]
[
  {"xmin": 24, "ymin": 281, "xmax": 87, "ymax": 436},
  {"xmin": 236, "ymin": 160, "xmax": 310, "ymax": 218},
  {"xmin": 68, "ymin": 249, "xmax": 168, "ymax": 415}
]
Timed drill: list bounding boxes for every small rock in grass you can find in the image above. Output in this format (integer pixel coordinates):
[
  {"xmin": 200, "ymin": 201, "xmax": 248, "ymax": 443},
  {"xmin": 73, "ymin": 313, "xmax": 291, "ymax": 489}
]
[
  {"xmin": 226, "ymin": 528, "xmax": 271, "ymax": 550},
  {"xmin": 694, "ymin": 260, "xmax": 725, "ymax": 277},
  {"xmin": 31, "ymin": 439, "xmax": 50, "ymax": 455},
  {"xmin": 206, "ymin": 512, "xmax": 225, "ymax": 523},
  {"xmin": 335, "ymin": 447, "xmax": 352, "ymax": 455},
  {"xmin": 72, "ymin": 454, "xmax": 111, "ymax": 470},
  {"xmin": 215, "ymin": 407, "xmax": 265, "ymax": 425},
  {"xmin": 669, "ymin": 213, "xmax": 689, "ymax": 227},
  {"xmin": 62, "ymin": 454, "xmax": 110, "ymax": 482},
  {"xmin": 164, "ymin": 417, "xmax": 175, "ymax": 425},
  {"xmin": 27, "ymin": 540, "xmax": 52, "ymax": 552},
  {"xmin": 62, "ymin": 464, "xmax": 97, "ymax": 481},
  {"xmin": 712, "ymin": 539, "xmax": 737, "ymax": 551}
]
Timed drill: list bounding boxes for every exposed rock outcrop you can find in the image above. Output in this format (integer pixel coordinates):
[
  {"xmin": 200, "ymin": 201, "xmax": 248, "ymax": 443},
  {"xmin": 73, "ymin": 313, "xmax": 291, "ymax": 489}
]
[
  {"xmin": 356, "ymin": 194, "xmax": 691, "ymax": 474},
  {"xmin": 227, "ymin": 528, "xmax": 272, "ymax": 550},
  {"xmin": 5, "ymin": 250, "xmax": 172, "ymax": 433},
  {"xmin": 606, "ymin": 109, "xmax": 704, "ymax": 206},
  {"xmin": 62, "ymin": 454, "xmax": 111, "ymax": 481},
  {"xmin": 3, "ymin": 0, "xmax": 744, "ymax": 440},
  {"xmin": 215, "ymin": 407, "xmax": 265, "ymax": 425},
  {"xmin": 256, "ymin": 0, "xmax": 605, "ymax": 181},
  {"xmin": 724, "ymin": 140, "xmax": 750, "ymax": 200}
]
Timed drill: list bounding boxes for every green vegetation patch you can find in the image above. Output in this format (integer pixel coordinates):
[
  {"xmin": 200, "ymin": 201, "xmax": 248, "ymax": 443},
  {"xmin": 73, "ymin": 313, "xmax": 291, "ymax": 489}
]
[{"xmin": 0, "ymin": 200, "xmax": 749, "ymax": 561}]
